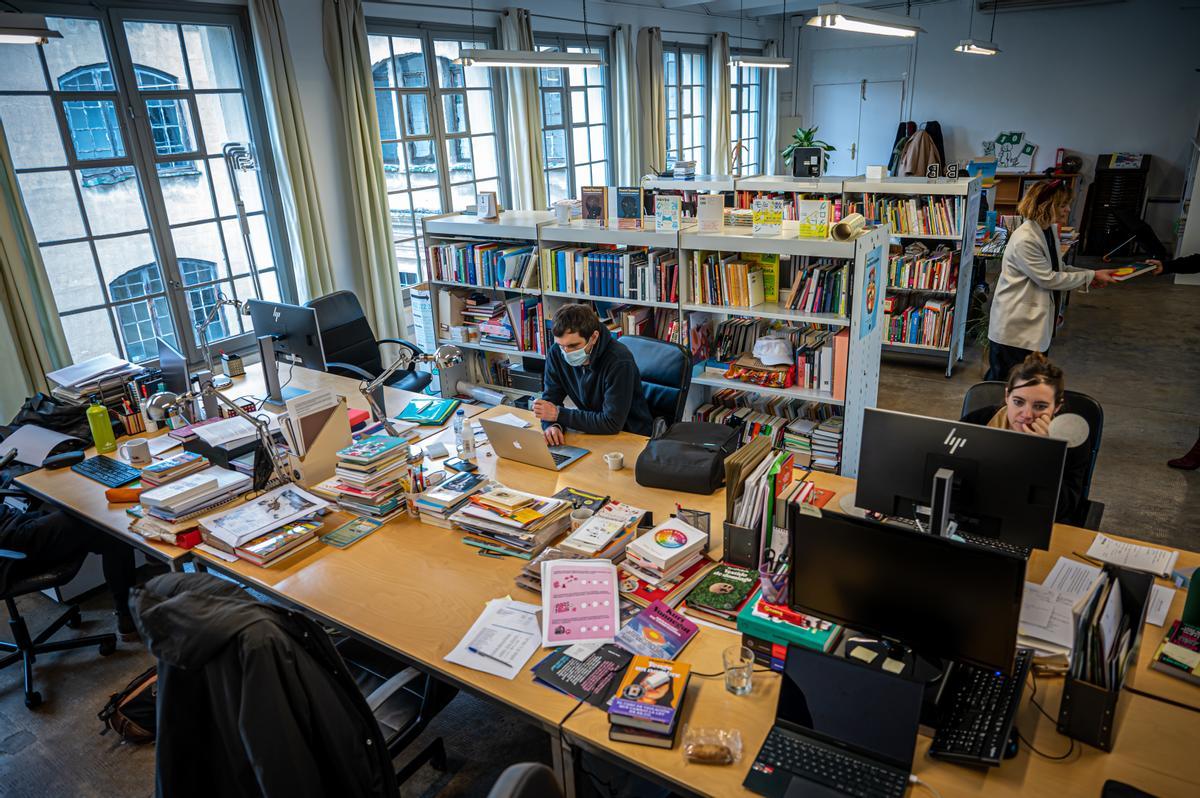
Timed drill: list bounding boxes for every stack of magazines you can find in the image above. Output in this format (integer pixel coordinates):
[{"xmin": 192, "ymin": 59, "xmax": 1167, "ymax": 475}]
[
  {"xmin": 451, "ymin": 485, "xmax": 571, "ymax": 559},
  {"xmin": 312, "ymin": 436, "xmax": 413, "ymax": 521}
]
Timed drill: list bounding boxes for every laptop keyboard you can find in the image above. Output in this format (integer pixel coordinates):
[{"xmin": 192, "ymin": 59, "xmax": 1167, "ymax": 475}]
[
  {"xmin": 959, "ymin": 533, "xmax": 1031, "ymax": 559},
  {"xmin": 757, "ymin": 728, "xmax": 908, "ymax": 798},
  {"xmin": 550, "ymin": 451, "xmax": 570, "ymax": 466}
]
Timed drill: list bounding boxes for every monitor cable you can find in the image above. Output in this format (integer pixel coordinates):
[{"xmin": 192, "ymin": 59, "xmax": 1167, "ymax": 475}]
[{"xmin": 908, "ymin": 775, "xmax": 943, "ymax": 798}]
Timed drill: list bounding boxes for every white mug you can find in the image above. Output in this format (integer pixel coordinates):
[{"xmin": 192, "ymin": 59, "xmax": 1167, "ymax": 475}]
[
  {"xmin": 554, "ymin": 201, "xmax": 572, "ymax": 224},
  {"xmin": 119, "ymin": 437, "xmax": 151, "ymax": 466},
  {"xmin": 570, "ymin": 508, "xmax": 594, "ymax": 530},
  {"xmin": 604, "ymin": 451, "xmax": 624, "ymax": 471}
]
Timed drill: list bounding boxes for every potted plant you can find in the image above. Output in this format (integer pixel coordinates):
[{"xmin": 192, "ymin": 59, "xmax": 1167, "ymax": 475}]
[{"xmin": 782, "ymin": 126, "xmax": 835, "ymax": 177}]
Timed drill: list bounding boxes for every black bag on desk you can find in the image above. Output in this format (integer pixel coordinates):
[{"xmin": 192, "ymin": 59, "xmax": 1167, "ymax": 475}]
[
  {"xmin": 635, "ymin": 422, "xmax": 739, "ymax": 495},
  {"xmin": 6, "ymin": 392, "xmax": 112, "ymax": 442}
]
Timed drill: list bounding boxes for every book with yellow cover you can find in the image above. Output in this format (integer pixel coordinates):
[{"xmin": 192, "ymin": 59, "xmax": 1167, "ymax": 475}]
[{"xmin": 607, "ymin": 655, "xmax": 691, "ymax": 732}]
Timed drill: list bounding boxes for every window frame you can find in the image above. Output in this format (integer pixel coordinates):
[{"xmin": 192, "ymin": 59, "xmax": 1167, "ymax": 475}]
[
  {"xmin": 1, "ymin": 0, "xmax": 294, "ymax": 366},
  {"xmin": 662, "ymin": 42, "xmax": 707, "ymax": 172},
  {"xmin": 364, "ymin": 20, "xmax": 510, "ymax": 284},
  {"xmin": 534, "ymin": 33, "xmax": 613, "ymax": 203},
  {"xmin": 729, "ymin": 49, "xmax": 766, "ymax": 178}
]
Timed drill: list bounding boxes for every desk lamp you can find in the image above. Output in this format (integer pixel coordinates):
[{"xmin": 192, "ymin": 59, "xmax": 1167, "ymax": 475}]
[
  {"xmin": 195, "ymin": 292, "xmax": 253, "ymax": 389},
  {"xmin": 358, "ymin": 345, "xmax": 463, "ymax": 437}
]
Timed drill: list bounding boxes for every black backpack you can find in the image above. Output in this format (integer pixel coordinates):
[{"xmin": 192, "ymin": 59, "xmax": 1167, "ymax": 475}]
[{"xmin": 98, "ymin": 666, "xmax": 157, "ymax": 744}]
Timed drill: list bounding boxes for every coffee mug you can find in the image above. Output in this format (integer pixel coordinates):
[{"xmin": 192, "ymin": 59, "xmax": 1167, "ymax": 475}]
[
  {"xmin": 119, "ymin": 437, "xmax": 151, "ymax": 466},
  {"xmin": 604, "ymin": 451, "xmax": 624, "ymax": 471},
  {"xmin": 554, "ymin": 201, "xmax": 572, "ymax": 224},
  {"xmin": 570, "ymin": 507, "xmax": 594, "ymax": 530}
]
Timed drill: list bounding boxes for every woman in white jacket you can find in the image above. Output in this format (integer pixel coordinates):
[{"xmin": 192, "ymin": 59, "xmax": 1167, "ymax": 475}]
[{"xmin": 986, "ymin": 180, "xmax": 1117, "ymax": 380}]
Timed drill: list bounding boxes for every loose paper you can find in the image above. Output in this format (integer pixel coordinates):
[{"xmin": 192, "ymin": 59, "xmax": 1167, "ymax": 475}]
[
  {"xmin": 1044, "ymin": 557, "xmax": 1103, "ymax": 600},
  {"xmin": 193, "ymin": 416, "xmax": 257, "ymax": 448},
  {"xmin": 1086, "ymin": 534, "xmax": 1179, "ymax": 578},
  {"xmin": 1020, "ymin": 581, "xmax": 1056, "ymax": 628},
  {"xmin": 541, "ymin": 560, "xmax": 619, "ymax": 645},
  {"xmin": 489, "ymin": 413, "xmax": 531, "ymax": 429},
  {"xmin": 1, "ymin": 424, "xmax": 74, "ymax": 466},
  {"xmin": 1145, "ymin": 584, "xmax": 1175, "ymax": 627},
  {"xmin": 445, "ymin": 598, "xmax": 543, "ymax": 679}
]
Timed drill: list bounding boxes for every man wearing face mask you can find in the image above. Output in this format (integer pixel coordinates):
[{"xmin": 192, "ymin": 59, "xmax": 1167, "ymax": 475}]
[{"xmin": 533, "ymin": 304, "xmax": 653, "ymax": 444}]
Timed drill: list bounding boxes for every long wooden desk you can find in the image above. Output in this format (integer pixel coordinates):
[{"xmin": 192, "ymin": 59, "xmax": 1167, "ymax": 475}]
[
  {"xmin": 18, "ymin": 402, "xmax": 1200, "ymax": 797},
  {"xmin": 13, "ymin": 365, "xmax": 482, "ymax": 568}
]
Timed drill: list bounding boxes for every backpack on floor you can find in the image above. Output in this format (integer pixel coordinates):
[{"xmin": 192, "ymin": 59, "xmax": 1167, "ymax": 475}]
[{"xmin": 98, "ymin": 666, "xmax": 157, "ymax": 743}]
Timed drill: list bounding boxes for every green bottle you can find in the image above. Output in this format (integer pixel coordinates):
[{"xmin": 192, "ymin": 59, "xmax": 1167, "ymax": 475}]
[{"xmin": 86, "ymin": 395, "xmax": 117, "ymax": 454}]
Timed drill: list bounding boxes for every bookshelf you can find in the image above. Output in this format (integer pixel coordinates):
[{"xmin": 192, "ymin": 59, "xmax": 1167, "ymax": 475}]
[
  {"xmin": 842, "ymin": 176, "xmax": 981, "ymax": 377},
  {"xmin": 421, "ymin": 212, "xmax": 889, "ymax": 477},
  {"xmin": 734, "ymin": 175, "xmax": 853, "ymax": 223},
  {"xmin": 421, "ymin": 211, "xmax": 554, "ymax": 404}
]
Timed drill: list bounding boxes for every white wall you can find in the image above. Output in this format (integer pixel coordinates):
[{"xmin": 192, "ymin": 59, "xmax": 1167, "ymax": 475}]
[{"xmin": 787, "ymin": 0, "xmax": 1200, "ymax": 239}]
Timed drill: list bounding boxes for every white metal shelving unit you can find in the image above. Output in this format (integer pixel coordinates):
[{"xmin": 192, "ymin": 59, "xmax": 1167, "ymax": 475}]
[{"xmin": 842, "ymin": 176, "xmax": 982, "ymax": 377}]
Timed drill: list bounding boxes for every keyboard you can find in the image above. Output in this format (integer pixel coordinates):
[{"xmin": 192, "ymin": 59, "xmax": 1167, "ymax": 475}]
[
  {"xmin": 959, "ymin": 533, "xmax": 1031, "ymax": 559},
  {"xmin": 550, "ymin": 451, "xmax": 570, "ymax": 466},
  {"xmin": 929, "ymin": 647, "xmax": 1033, "ymax": 766},
  {"xmin": 71, "ymin": 455, "xmax": 141, "ymax": 487},
  {"xmin": 756, "ymin": 728, "xmax": 908, "ymax": 798}
]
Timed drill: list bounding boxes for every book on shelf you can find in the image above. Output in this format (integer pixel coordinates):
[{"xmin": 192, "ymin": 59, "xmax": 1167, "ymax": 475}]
[
  {"xmin": 1149, "ymin": 620, "xmax": 1200, "ymax": 685},
  {"xmin": 882, "ymin": 295, "xmax": 955, "ymax": 349},
  {"xmin": 608, "ymin": 656, "xmax": 690, "ymax": 734},
  {"xmin": 783, "ymin": 260, "xmax": 849, "ymax": 316},
  {"xmin": 426, "ymin": 241, "xmax": 538, "ymax": 288},
  {"xmin": 887, "ymin": 244, "xmax": 958, "ymax": 293},
  {"xmin": 689, "ymin": 251, "xmax": 765, "ymax": 308},
  {"xmin": 751, "ymin": 197, "xmax": 784, "ymax": 236},
  {"xmin": 795, "ymin": 199, "xmax": 831, "ymax": 239},
  {"xmin": 581, "ymin": 186, "xmax": 607, "ymax": 227},
  {"xmin": 862, "ymin": 194, "xmax": 963, "ymax": 238},
  {"xmin": 696, "ymin": 194, "xmax": 723, "ymax": 233},
  {"xmin": 654, "ymin": 195, "xmax": 681, "ymax": 232},
  {"xmin": 616, "ymin": 186, "xmax": 643, "ymax": 230}
]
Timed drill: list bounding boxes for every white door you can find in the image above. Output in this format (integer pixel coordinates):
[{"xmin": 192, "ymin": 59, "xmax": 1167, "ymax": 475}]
[
  {"xmin": 811, "ymin": 82, "xmax": 860, "ymax": 175},
  {"xmin": 857, "ymin": 80, "xmax": 905, "ymax": 173}
]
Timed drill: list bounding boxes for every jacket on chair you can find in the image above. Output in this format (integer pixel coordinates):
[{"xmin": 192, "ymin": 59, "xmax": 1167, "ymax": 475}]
[{"xmin": 131, "ymin": 572, "xmax": 397, "ymax": 798}]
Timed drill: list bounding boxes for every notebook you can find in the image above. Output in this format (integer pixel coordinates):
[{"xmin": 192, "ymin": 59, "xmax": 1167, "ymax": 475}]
[{"xmin": 397, "ymin": 397, "xmax": 461, "ymax": 426}]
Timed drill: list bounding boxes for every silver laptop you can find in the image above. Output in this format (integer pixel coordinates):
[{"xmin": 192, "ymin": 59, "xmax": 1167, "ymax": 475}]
[{"xmin": 479, "ymin": 418, "xmax": 589, "ymax": 471}]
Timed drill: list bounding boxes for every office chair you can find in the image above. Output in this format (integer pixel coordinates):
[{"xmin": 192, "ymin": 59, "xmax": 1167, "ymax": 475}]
[
  {"xmin": 487, "ymin": 763, "xmax": 563, "ymax": 798},
  {"xmin": 306, "ymin": 290, "xmax": 433, "ymax": 393},
  {"xmin": 619, "ymin": 335, "xmax": 691, "ymax": 434},
  {"xmin": 961, "ymin": 381, "xmax": 1106, "ymax": 530},
  {"xmin": 1, "ymin": 481, "xmax": 117, "ymax": 708}
]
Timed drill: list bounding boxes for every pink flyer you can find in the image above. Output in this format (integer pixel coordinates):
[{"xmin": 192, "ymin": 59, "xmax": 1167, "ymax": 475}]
[{"xmin": 540, "ymin": 560, "xmax": 620, "ymax": 645}]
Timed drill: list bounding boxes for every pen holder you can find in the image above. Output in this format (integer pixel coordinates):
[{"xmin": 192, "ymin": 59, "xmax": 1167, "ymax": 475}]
[
  {"xmin": 1056, "ymin": 565, "xmax": 1153, "ymax": 752},
  {"xmin": 118, "ymin": 410, "xmax": 146, "ymax": 436},
  {"xmin": 757, "ymin": 563, "xmax": 788, "ymax": 605}
]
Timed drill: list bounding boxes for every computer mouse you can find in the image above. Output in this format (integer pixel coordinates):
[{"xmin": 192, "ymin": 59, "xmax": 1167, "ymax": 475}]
[
  {"xmin": 1004, "ymin": 728, "xmax": 1020, "ymax": 759},
  {"xmin": 43, "ymin": 451, "xmax": 85, "ymax": 470}
]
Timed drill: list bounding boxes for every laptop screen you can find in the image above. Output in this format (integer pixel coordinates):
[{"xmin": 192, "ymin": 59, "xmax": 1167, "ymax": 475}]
[{"xmin": 777, "ymin": 646, "xmax": 923, "ymax": 770}]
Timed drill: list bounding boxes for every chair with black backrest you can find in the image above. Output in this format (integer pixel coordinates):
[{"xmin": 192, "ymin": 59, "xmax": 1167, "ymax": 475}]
[
  {"xmin": 0, "ymin": 477, "xmax": 116, "ymax": 709},
  {"xmin": 306, "ymin": 290, "xmax": 433, "ymax": 393},
  {"xmin": 619, "ymin": 335, "xmax": 691, "ymax": 436},
  {"xmin": 960, "ymin": 381, "xmax": 1106, "ymax": 530},
  {"xmin": 487, "ymin": 763, "xmax": 564, "ymax": 798}
]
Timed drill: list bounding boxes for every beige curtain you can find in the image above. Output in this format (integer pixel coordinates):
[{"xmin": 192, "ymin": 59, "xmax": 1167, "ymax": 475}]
[
  {"xmin": 499, "ymin": 8, "xmax": 547, "ymax": 210},
  {"xmin": 0, "ymin": 120, "xmax": 69, "ymax": 416},
  {"xmin": 708, "ymin": 33, "xmax": 732, "ymax": 176},
  {"xmin": 248, "ymin": 0, "xmax": 336, "ymax": 301},
  {"xmin": 610, "ymin": 24, "xmax": 640, "ymax": 185},
  {"xmin": 323, "ymin": 0, "xmax": 407, "ymax": 340},
  {"xmin": 762, "ymin": 40, "xmax": 780, "ymax": 176},
  {"xmin": 635, "ymin": 27, "xmax": 665, "ymax": 177}
]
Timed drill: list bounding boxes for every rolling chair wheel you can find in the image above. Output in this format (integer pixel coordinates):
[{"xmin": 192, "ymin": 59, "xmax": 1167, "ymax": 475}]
[
  {"xmin": 65, "ymin": 609, "xmax": 82, "ymax": 629},
  {"xmin": 25, "ymin": 691, "xmax": 42, "ymax": 709},
  {"xmin": 98, "ymin": 640, "xmax": 116, "ymax": 656}
]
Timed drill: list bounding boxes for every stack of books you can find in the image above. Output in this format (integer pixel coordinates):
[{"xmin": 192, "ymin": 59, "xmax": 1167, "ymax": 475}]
[
  {"xmin": 314, "ymin": 436, "xmax": 412, "ymax": 520},
  {"xmin": 811, "ymin": 417, "xmax": 844, "ymax": 473},
  {"xmin": 671, "ymin": 160, "xmax": 696, "ymax": 178},
  {"xmin": 414, "ymin": 470, "xmax": 487, "ymax": 528},
  {"xmin": 623, "ymin": 518, "xmax": 709, "ymax": 587},
  {"xmin": 451, "ymin": 485, "xmax": 571, "ymax": 559},
  {"xmin": 619, "ymin": 556, "xmax": 713, "ymax": 610},
  {"xmin": 558, "ymin": 500, "xmax": 646, "ymax": 559},
  {"xmin": 607, "ymin": 656, "xmax": 691, "ymax": 748},
  {"xmin": 783, "ymin": 417, "xmax": 816, "ymax": 467},
  {"xmin": 139, "ymin": 451, "xmax": 209, "ymax": 486},
  {"xmin": 515, "ymin": 547, "xmax": 590, "ymax": 594},
  {"xmin": 679, "ymin": 562, "xmax": 759, "ymax": 629},
  {"xmin": 232, "ymin": 519, "xmax": 324, "ymax": 567},
  {"xmin": 131, "ymin": 466, "xmax": 252, "ymax": 546},
  {"xmin": 45, "ymin": 354, "xmax": 141, "ymax": 404},
  {"xmin": 736, "ymin": 590, "xmax": 842, "ymax": 671}
]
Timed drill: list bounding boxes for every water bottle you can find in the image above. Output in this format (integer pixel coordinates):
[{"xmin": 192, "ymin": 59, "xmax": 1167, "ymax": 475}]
[
  {"xmin": 461, "ymin": 419, "xmax": 476, "ymax": 459},
  {"xmin": 453, "ymin": 409, "xmax": 465, "ymax": 455},
  {"xmin": 86, "ymin": 395, "xmax": 117, "ymax": 454}
]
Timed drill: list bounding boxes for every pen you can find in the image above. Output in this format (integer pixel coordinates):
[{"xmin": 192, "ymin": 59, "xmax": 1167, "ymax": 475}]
[{"xmin": 467, "ymin": 646, "xmax": 512, "ymax": 668}]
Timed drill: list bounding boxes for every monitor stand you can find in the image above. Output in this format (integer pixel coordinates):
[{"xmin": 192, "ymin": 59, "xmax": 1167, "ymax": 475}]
[
  {"xmin": 258, "ymin": 335, "xmax": 306, "ymax": 408},
  {"xmin": 929, "ymin": 467, "xmax": 955, "ymax": 538}
]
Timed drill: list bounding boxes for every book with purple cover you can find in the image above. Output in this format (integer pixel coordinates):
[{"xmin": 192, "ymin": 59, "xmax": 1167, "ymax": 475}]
[{"xmin": 614, "ymin": 600, "xmax": 698, "ymax": 660}]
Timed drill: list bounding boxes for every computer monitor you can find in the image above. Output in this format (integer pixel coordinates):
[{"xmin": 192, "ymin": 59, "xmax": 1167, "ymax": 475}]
[
  {"xmin": 246, "ymin": 299, "xmax": 326, "ymax": 404},
  {"xmin": 855, "ymin": 407, "xmax": 1067, "ymax": 551},
  {"xmin": 787, "ymin": 508, "xmax": 1026, "ymax": 675},
  {"xmin": 156, "ymin": 337, "xmax": 190, "ymax": 395}
]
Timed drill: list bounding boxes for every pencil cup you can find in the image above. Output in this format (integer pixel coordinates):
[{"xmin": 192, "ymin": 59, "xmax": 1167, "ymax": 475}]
[
  {"xmin": 758, "ymin": 563, "xmax": 788, "ymax": 605},
  {"xmin": 119, "ymin": 411, "xmax": 146, "ymax": 436}
]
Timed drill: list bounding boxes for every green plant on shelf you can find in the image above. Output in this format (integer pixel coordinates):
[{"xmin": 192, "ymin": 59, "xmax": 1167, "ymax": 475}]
[{"xmin": 782, "ymin": 126, "xmax": 835, "ymax": 170}]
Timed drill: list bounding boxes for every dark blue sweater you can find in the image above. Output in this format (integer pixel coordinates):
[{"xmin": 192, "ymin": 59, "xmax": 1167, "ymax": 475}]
[{"xmin": 542, "ymin": 328, "xmax": 653, "ymax": 437}]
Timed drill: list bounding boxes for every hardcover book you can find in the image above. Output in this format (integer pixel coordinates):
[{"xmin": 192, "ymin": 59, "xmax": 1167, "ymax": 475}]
[
  {"xmin": 608, "ymin": 656, "xmax": 690, "ymax": 732},
  {"xmin": 616, "ymin": 187, "xmax": 643, "ymax": 230},
  {"xmin": 581, "ymin": 186, "xmax": 607, "ymax": 228},
  {"xmin": 614, "ymin": 600, "xmax": 699, "ymax": 660},
  {"xmin": 751, "ymin": 198, "xmax": 784, "ymax": 237},
  {"xmin": 654, "ymin": 195, "xmax": 682, "ymax": 232},
  {"xmin": 682, "ymin": 563, "xmax": 758, "ymax": 615},
  {"xmin": 336, "ymin": 435, "xmax": 408, "ymax": 464}
]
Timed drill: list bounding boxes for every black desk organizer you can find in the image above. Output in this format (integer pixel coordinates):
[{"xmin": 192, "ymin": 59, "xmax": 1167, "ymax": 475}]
[{"xmin": 1056, "ymin": 564, "xmax": 1153, "ymax": 752}]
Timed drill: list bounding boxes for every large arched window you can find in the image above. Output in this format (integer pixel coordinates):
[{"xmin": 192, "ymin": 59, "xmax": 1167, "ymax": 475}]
[
  {"xmin": 109, "ymin": 259, "xmax": 224, "ymax": 363},
  {"xmin": 60, "ymin": 64, "xmax": 198, "ymax": 186}
]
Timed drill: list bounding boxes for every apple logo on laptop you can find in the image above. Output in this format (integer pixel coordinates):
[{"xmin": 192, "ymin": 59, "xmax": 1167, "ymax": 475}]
[{"xmin": 513, "ymin": 441, "xmax": 522, "ymax": 450}]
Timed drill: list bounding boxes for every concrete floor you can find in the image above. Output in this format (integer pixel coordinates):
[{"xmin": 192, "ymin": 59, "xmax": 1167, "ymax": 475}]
[{"xmin": 1, "ymin": 259, "xmax": 1196, "ymax": 796}]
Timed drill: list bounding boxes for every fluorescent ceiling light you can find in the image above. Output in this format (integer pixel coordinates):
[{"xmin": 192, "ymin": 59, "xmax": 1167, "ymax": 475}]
[
  {"xmin": 729, "ymin": 55, "xmax": 791, "ymax": 70},
  {"xmin": 954, "ymin": 38, "xmax": 1000, "ymax": 55},
  {"xmin": 0, "ymin": 13, "xmax": 63, "ymax": 45},
  {"xmin": 454, "ymin": 49, "xmax": 605, "ymax": 69},
  {"xmin": 806, "ymin": 4, "xmax": 925, "ymax": 38}
]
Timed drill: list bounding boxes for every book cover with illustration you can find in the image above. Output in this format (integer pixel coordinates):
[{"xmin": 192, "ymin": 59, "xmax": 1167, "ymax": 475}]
[
  {"xmin": 607, "ymin": 656, "xmax": 691, "ymax": 730},
  {"xmin": 683, "ymin": 563, "xmax": 758, "ymax": 614},
  {"xmin": 614, "ymin": 600, "xmax": 699, "ymax": 660},
  {"xmin": 337, "ymin": 435, "xmax": 408, "ymax": 464},
  {"xmin": 616, "ymin": 187, "xmax": 643, "ymax": 230}
]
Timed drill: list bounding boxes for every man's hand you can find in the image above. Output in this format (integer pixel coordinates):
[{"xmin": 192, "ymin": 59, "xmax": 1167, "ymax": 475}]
[
  {"xmin": 543, "ymin": 425, "xmax": 565, "ymax": 446},
  {"xmin": 532, "ymin": 399, "xmax": 559, "ymax": 423},
  {"xmin": 1090, "ymin": 269, "xmax": 1119, "ymax": 288},
  {"xmin": 1027, "ymin": 414, "xmax": 1052, "ymax": 437},
  {"xmin": 1146, "ymin": 258, "xmax": 1164, "ymax": 276}
]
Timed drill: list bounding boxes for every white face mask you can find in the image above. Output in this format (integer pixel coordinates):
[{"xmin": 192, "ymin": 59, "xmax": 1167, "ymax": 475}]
[{"xmin": 561, "ymin": 342, "xmax": 589, "ymax": 367}]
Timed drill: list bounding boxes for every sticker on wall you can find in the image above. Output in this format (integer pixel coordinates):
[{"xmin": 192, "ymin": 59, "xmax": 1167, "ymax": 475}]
[
  {"xmin": 981, "ymin": 131, "xmax": 1038, "ymax": 172},
  {"xmin": 859, "ymin": 244, "xmax": 884, "ymax": 341}
]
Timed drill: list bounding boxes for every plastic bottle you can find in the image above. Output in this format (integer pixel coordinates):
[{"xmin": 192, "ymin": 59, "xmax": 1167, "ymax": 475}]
[
  {"xmin": 461, "ymin": 419, "xmax": 476, "ymax": 459},
  {"xmin": 452, "ymin": 408, "xmax": 466, "ymax": 455},
  {"xmin": 86, "ymin": 395, "xmax": 117, "ymax": 454}
]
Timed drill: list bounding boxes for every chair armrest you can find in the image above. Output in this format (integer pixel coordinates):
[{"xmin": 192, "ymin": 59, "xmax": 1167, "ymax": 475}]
[
  {"xmin": 0, "ymin": 488, "xmax": 27, "ymax": 498},
  {"xmin": 0, "ymin": 548, "xmax": 27, "ymax": 560},
  {"xmin": 376, "ymin": 338, "xmax": 418, "ymax": 351},
  {"xmin": 324, "ymin": 361, "xmax": 377, "ymax": 381},
  {"xmin": 364, "ymin": 666, "xmax": 422, "ymax": 712}
]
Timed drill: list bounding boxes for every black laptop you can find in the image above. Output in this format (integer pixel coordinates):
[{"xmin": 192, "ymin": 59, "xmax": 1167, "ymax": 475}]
[{"xmin": 743, "ymin": 646, "xmax": 923, "ymax": 798}]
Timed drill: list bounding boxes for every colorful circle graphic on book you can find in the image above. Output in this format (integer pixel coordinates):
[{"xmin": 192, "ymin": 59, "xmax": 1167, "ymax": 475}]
[
  {"xmin": 654, "ymin": 527, "xmax": 688, "ymax": 549},
  {"xmin": 641, "ymin": 626, "xmax": 667, "ymax": 645}
]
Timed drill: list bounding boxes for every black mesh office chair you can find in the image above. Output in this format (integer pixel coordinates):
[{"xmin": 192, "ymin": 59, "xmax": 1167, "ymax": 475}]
[
  {"xmin": 1, "ymin": 479, "xmax": 117, "ymax": 708},
  {"xmin": 306, "ymin": 291, "xmax": 432, "ymax": 393},
  {"xmin": 619, "ymin": 336, "xmax": 691, "ymax": 434},
  {"xmin": 961, "ymin": 381, "xmax": 1106, "ymax": 530},
  {"xmin": 487, "ymin": 763, "xmax": 563, "ymax": 798}
]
